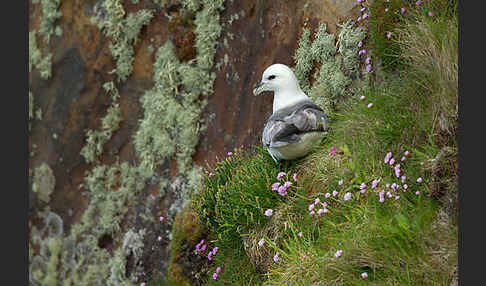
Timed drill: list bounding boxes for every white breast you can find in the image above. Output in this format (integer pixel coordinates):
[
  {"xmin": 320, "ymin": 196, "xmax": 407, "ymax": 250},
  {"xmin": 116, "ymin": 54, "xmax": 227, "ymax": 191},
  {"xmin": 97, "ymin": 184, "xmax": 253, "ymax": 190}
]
[{"xmin": 268, "ymin": 132, "xmax": 325, "ymax": 161}]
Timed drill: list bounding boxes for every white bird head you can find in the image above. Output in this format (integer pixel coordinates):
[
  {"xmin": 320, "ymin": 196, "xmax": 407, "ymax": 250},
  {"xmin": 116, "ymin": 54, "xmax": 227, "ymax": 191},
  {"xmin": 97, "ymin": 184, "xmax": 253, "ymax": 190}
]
[{"xmin": 253, "ymin": 63, "xmax": 308, "ymax": 112}]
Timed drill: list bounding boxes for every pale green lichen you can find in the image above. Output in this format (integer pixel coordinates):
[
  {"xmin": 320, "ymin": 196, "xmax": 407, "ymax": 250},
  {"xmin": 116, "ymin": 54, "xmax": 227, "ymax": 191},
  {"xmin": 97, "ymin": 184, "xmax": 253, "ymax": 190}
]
[
  {"xmin": 293, "ymin": 20, "xmax": 366, "ymax": 114},
  {"xmin": 93, "ymin": 1, "xmax": 154, "ymax": 82},
  {"xmin": 38, "ymin": 0, "xmax": 62, "ymax": 43},
  {"xmin": 32, "ymin": 163, "xmax": 56, "ymax": 203},
  {"xmin": 29, "ymin": 31, "xmax": 52, "ymax": 80},
  {"xmin": 80, "ymin": 82, "xmax": 122, "ymax": 164}
]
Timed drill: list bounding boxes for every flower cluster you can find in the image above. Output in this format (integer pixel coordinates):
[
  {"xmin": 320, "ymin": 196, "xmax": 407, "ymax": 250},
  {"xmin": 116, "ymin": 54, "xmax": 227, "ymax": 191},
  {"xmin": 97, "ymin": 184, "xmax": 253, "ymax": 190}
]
[
  {"xmin": 195, "ymin": 239, "xmax": 206, "ymax": 254},
  {"xmin": 308, "ymin": 197, "xmax": 328, "ymax": 216},
  {"xmin": 271, "ymin": 171, "xmax": 298, "ymax": 197},
  {"xmin": 212, "ymin": 267, "xmax": 222, "ymax": 280},
  {"xmin": 207, "ymin": 246, "xmax": 219, "ymax": 261}
]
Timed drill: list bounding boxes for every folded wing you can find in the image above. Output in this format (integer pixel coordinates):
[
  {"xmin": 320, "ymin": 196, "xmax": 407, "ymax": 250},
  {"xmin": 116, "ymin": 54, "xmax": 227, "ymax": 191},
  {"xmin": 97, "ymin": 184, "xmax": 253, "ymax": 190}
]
[{"xmin": 262, "ymin": 100, "xmax": 329, "ymax": 148}]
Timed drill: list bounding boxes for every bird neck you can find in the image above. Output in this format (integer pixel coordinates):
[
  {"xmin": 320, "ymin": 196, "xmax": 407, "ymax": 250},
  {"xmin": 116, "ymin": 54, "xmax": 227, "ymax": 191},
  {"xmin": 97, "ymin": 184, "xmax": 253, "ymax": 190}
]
[{"xmin": 272, "ymin": 89, "xmax": 309, "ymax": 113}]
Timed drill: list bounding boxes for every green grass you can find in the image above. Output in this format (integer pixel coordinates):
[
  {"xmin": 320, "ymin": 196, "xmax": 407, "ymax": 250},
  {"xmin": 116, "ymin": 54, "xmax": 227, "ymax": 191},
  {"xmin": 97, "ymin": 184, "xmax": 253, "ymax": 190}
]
[{"xmin": 167, "ymin": 0, "xmax": 458, "ymax": 284}]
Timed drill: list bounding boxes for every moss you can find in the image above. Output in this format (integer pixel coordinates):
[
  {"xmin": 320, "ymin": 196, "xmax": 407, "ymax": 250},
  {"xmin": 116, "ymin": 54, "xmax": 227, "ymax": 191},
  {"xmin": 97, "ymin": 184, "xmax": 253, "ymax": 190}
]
[
  {"xmin": 38, "ymin": 0, "xmax": 62, "ymax": 43},
  {"xmin": 42, "ymin": 237, "xmax": 63, "ymax": 286},
  {"xmin": 29, "ymin": 31, "xmax": 52, "ymax": 80},
  {"xmin": 80, "ymin": 82, "xmax": 122, "ymax": 164},
  {"xmin": 93, "ymin": 1, "xmax": 154, "ymax": 82},
  {"xmin": 337, "ymin": 20, "xmax": 367, "ymax": 75},
  {"xmin": 292, "ymin": 26, "xmax": 313, "ymax": 93},
  {"xmin": 32, "ymin": 163, "xmax": 56, "ymax": 203}
]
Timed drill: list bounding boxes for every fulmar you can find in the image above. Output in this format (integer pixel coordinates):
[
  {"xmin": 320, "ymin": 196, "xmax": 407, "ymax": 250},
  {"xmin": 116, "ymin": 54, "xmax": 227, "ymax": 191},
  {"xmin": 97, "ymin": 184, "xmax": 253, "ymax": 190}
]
[{"xmin": 253, "ymin": 64, "xmax": 329, "ymax": 162}]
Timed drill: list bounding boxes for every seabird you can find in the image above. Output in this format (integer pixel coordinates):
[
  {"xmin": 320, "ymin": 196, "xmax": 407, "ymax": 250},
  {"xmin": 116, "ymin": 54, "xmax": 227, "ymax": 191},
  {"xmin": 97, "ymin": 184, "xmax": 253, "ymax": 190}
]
[{"xmin": 253, "ymin": 64, "xmax": 329, "ymax": 162}]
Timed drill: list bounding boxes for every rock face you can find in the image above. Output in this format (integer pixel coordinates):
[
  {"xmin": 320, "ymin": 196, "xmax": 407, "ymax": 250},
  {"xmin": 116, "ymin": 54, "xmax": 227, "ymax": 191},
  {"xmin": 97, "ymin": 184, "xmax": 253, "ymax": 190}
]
[{"xmin": 28, "ymin": 0, "xmax": 360, "ymax": 283}]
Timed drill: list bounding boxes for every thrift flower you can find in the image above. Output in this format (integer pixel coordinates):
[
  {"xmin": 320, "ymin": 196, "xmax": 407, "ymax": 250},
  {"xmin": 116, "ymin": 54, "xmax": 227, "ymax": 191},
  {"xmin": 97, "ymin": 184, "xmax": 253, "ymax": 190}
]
[
  {"xmin": 357, "ymin": 16, "xmax": 362, "ymax": 22},
  {"xmin": 338, "ymin": 179, "xmax": 344, "ymax": 186},
  {"xmin": 401, "ymin": 176, "xmax": 406, "ymax": 183},
  {"xmin": 389, "ymin": 158, "xmax": 395, "ymax": 165},
  {"xmin": 212, "ymin": 247, "xmax": 219, "ymax": 255},
  {"xmin": 332, "ymin": 190, "xmax": 339, "ymax": 197},
  {"xmin": 293, "ymin": 173, "xmax": 298, "ymax": 182},
  {"xmin": 335, "ymin": 250, "xmax": 343, "ymax": 258},
  {"xmin": 358, "ymin": 41, "xmax": 363, "ymax": 47},
  {"xmin": 379, "ymin": 190, "xmax": 385, "ymax": 203},
  {"xmin": 264, "ymin": 209, "xmax": 273, "ymax": 216},
  {"xmin": 359, "ymin": 49, "xmax": 367, "ymax": 55},
  {"xmin": 258, "ymin": 238, "xmax": 265, "ymax": 247},
  {"xmin": 416, "ymin": 0, "xmax": 422, "ymax": 5},
  {"xmin": 157, "ymin": 236, "xmax": 162, "ymax": 241},
  {"xmin": 384, "ymin": 152, "xmax": 392, "ymax": 164},
  {"xmin": 395, "ymin": 195, "xmax": 401, "ymax": 200},
  {"xmin": 403, "ymin": 184, "xmax": 408, "ymax": 190},
  {"xmin": 309, "ymin": 210, "xmax": 315, "ymax": 216},
  {"xmin": 271, "ymin": 182, "xmax": 281, "ymax": 190},
  {"xmin": 386, "ymin": 32, "xmax": 392, "ymax": 39},
  {"xmin": 371, "ymin": 179, "xmax": 380, "ymax": 189},
  {"xmin": 309, "ymin": 204, "xmax": 315, "ymax": 211},
  {"xmin": 366, "ymin": 65, "xmax": 372, "ymax": 73},
  {"xmin": 159, "ymin": 216, "xmax": 165, "ymax": 222},
  {"xmin": 284, "ymin": 181, "xmax": 293, "ymax": 188},
  {"xmin": 317, "ymin": 208, "xmax": 326, "ymax": 215},
  {"xmin": 360, "ymin": 183, "xmax": 367, "ymax": 190},
  {"xmin": 386, "ymin": 191, "xmax": 392, "ymax": 198},
  {"xmin": 277, "ymin": 172, "xmax": 286, "ymax": 180},
  {"xmin": 401, "ymin": 156, "xmax": 407, "ymax": 162},
  {"xmin": 362, "ymin": 13, "xmax": 368, "ymax": 20},
  {"xmin": 365, "ymin": 57, "xmax": 371, "ymax": 65},
  {"xmin": 208, "ymin": 252, "xmax": 213, "ymax": 260},
  {"xmin": 344, "ymin": 192, "xmax": 352, "ymax": 201},
  {"xmin": 314, "ymin": 198, "xmax": 321, "ymax": 204},
  {"xmin": 216, "ymin": 267, "xmax": 221, "ymax": 273},
  {"xmin": 141, "ymin": 283, "xmax": 146, "ymax": 286},
  {"xmin": 200, "ymin": 244, "xmax": 207, "ymax": 252},
  {"xmin": 428, "ymin": 11, "xmax": 434, "ymax": 16},
  {"xmin": 385, "ymin": 8, "xmax": 389, "ymax": 12},
  {"xmin": 212, "ymin": 273, "xmax": 218, "ymax": 280},
  {"xmin": 298, "ymin": 232, "xmax": 303, "ymax": 237},
  {"xmin": 273, "ymin": 252, "xmax": 280, "ymax": 262},
  {"xmin": 361, "ymin": 272, "xmax": 368, "ymax": 278},
  {"xmin": 227, "ymin": 151, "xmax": 233, "ymax": 156},
  {"xmin": 361, "ymin": 7, "xmax": 366, "ymax": 12},
  {"xmin": 417, "ymin": 177, "xmax": 423, "ymax": 183},
  {"xmin": 360, "ymin": 95, "xmax": 366, "ymax": 101},
  {"xmin": 401, "ymin": 7, "xmax": 406, "ymax": 14},
  {"xmin": 404, "ymin": 150, "xmax": 410, "ymax": 156},
  {"xmin": 325, "ymin": 192, "xmax": 331, "ymax": 198},
  {"xmin": 386, "ymin": 183, "xmax": 391, "ymax": 188},
  {"xmin": 415, "ymin": 191, "xmax": 420, "ymax": 195}
]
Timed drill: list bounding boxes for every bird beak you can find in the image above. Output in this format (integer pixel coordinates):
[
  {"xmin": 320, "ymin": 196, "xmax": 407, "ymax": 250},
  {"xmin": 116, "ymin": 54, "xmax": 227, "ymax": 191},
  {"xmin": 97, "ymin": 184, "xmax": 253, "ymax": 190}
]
[{"xmin": 253, "ymin": 81, "xmax": 265, "ymax": 96}]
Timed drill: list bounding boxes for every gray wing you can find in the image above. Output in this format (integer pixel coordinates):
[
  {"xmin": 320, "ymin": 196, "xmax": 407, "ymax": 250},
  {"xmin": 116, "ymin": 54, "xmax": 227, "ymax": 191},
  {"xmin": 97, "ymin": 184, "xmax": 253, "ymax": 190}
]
[{"xmin": 262, "ymin": 105, "xmax": 329, "ymax": 148}]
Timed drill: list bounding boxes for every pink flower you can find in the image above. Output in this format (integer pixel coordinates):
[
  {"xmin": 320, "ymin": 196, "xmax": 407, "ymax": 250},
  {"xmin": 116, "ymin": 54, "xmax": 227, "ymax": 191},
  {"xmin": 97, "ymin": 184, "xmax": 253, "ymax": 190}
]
[
  {"xmin": 271, "ymin": 182, "xmax": 281, "ymax": 191},
  {"xmin": 360, "ymin": 95, "xmax": 366, "ymax": 101},
  {"xmin": 358, "ymin": 41, "xmax": 363, "ymax": 48},
  {"xmin": 395, "ymin": 195, "xmax": 401, "ymax": 200},
  {"xmin": 389, "ymin": 158, "xmax": 395, "ymax": 166},
  {"xmin": 293, "ymin": 173, "xmax": 298, "ymax": 182},
  {"xmin": 416, "ymin": 0, "xmax": 422, "ymax": 5},
  {"xmin": 212, "ymin": 247, "xmax": 219, "ymax": 255},
  {"xmin": 258, "ymin": 238, "xmax": 265, "ymax": 247},
  {"xmin": 391, "ymin": 183, "xmax": 398, "ymax": 190},
  {"xmin": 344, "ymin": 192, "xmax": 352, "ymax": 201},
  {"xmin": 335, "ymin": 250, "xmax": 343, "ymax": 258},
  {"xmin": 359, "ymin": 49, "xmax": 367, "ymax": 55},
  {"xmin": 141, "ymin": 283, "xmax": 146, "ymax": 286},
  {"xmin": 278, "ymin": 185, "xmax": 288, "ymax": 196},
  {"xmin": 216, "ymin": 267, "xmax": 222, "ymax": 273},
  {"xmin": 330, "ymin": 146, "xmax": 337, "ymax": 155},
  {"xmin": 157, "ymin": 236, "xmax": 162, "ymax": 241},
  {"xmin": 361, "ymin": 272, "xmax": 368, "ymax": 278},
  {"xmin": 159, "ymin": 216, "xmax": 165, "ymax": 222},
  {"xmin": 386, "ymin": 183, "xmax": 391, "ymax": 188},
  {"xmin": 404, "ymin": 150, "xmax": 410, "ymax": 156},
  {"xmin": 209, "ymin": 172, "xmax": 213, "ymax": 177},
  {"xmin": 360, "ymin": 189, "xmax": 366, "ymax": 194},
  {"xmin": 379, "ymin": 190, "xmax": 385, "ymax": 203},
  {"xmin": 273, "ymin": 252, "xmax": 280, "ymax": 262},
  {"xmin": 401, "ymin": 7, "xmax": 406, "ymax": 14},
  {"xmin": 401, "ymin": 176, "xmax": 406, "ymax": 183},
  {"xmin": 277, "ymin": 172, "xmax": 286, "ymax": 180},
  {"xmin": 371, "ymin": 179, "xmax": 380, "ymax": 189},
  {"xmin": 317, "ymin": 208, "xmax": 325, "ymax": 215},
  {"xmin": 384, "ymin": 152, "xmax": 392, "ymax": 164},
  {"xmin": 200, "ymin": 244, "xmax": 207, "ymax": 252},
  {"xmin": 257, "ymin": 239, "xmax": 267, "ymax": 248},
  {"xmin": 415, "ymin": 191, "xmax": 420, "ymax": 195},
  {"xmin": 365, "ymin": 57, "xmax": 371, "ymax": 65},
  {"xmin": 417, "ymin": 177, "xmax": 423, "ymax": 183},
  {"xmin": 366, "ymin": 65, "xmax": 372, "ymax": 73},
  {"xmin": 227, "ymin": 151, "xmax": 233, "ymax": 156},
  {"xmin": 361, "ymin": 7, "xmax": 366, "ymax": 12},
  {"xmin": 298, "ymin": 231, "xmax": 303, "ymax": 237},
  {"xmin": 308, "ymin": 204, "xmax": 315, "ymax": 211},
  {"xmin": 428, "ymin": 11, "xmax": 434, "ymax": 16},
  {"xmin": 332, "ymin": 190, "xmax": 339, "ymax": 197},
  {"xmin": 403, "ymin": 184, "xmax": 408, "ymax": 190},
  {"xmin": 362, "ymin": 13, "xmax": 368, "ymax": 19},
  {"xmin": 325, "ymin": 192, "xmax": 331, "ymax": 198},
  {"xmin": 386, "ymin": 191, "xmax": 392, "ymax": 198},
  {"xmin": 386, "ymin": 32, "xmax": 392, "ymax": 39},
  {"xmin": 401, "ymin": 156, "xmax": 407, "ymax": 162},
  {"xmin": 357, "ymin": 0, "xmax": 363, "ymax": 3},
  {"xmin": 314, "ymin": 198, "xmax": 321, "ymax": 204},
  {"xmin": 309, "ymin": 210, "xmax": 315, "ymax": 216},
  {"xmin": 284, "ymin": 181, "xmax": 293, "ymax": 188},
  {"xmin": 208, "ymin": 252, "xmax": 213, "ymax": 260},
  {"xmin": 360, "ymin": 183, "xmax": 367, "ymax": 190},
  {"xmin": 264, "ymin": 209, "xmax": 273, "ymax": 216},
  {"xmin": 385, "ymin": 8, "xmax": 389, "ymax": 12},
  {"xmin": 338, "ymin": 179, "xmax": 344, "ymax": 186},
  {"xmin": 213, "ymin": 272, "xmax": 218, "ymax": 280}
]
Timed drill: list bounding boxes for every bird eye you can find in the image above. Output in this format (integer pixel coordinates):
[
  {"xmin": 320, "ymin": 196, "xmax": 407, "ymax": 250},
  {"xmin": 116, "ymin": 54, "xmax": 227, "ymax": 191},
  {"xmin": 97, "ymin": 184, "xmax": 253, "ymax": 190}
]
[{"xmin": 268, "ymin": 75, "xmax": 276, "ymax": 80}]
